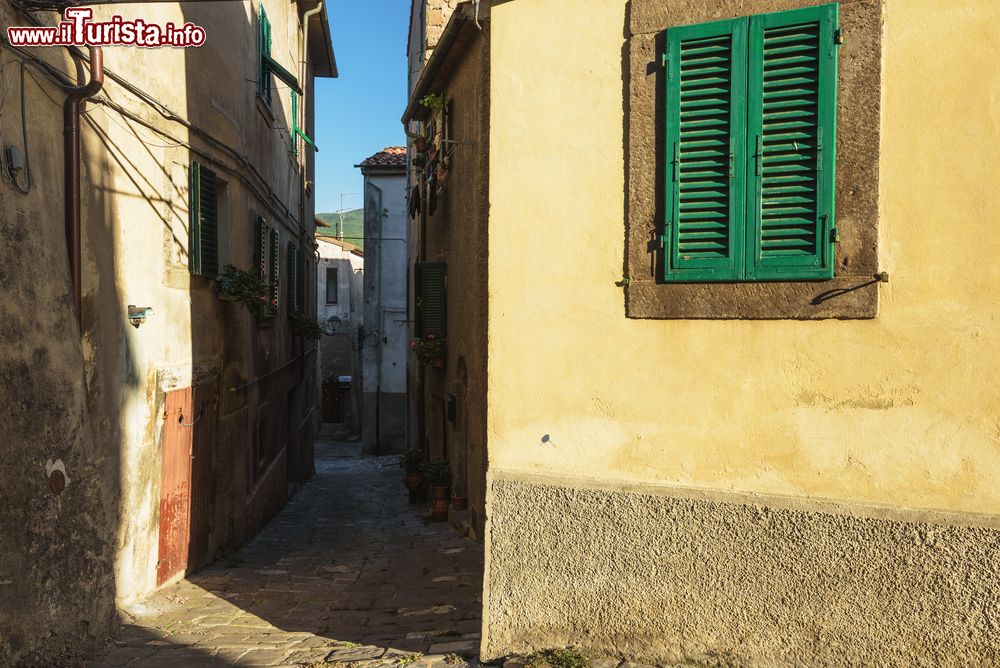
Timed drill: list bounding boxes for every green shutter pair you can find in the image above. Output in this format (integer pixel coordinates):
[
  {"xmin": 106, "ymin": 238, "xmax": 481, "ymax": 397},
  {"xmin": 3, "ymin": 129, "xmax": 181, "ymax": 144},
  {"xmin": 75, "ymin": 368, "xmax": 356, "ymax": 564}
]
[
  {"xmin": 189, "ymin": 161, "xmax": 219, "ymax": 277},
  {"xmin": 663, "ymin": 3, "xmax": 839, "ymax": 282},
  {"xmin": 415, "ymin": 262, "xmax": 447, "ymax": 338},
  {"xmin": 258, "ymin": 5, "xmax": 272, "ymax": 104}
]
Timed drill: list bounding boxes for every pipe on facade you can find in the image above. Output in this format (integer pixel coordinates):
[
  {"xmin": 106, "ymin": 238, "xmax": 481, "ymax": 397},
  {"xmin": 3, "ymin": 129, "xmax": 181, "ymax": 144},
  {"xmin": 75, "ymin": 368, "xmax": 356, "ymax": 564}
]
[{"xmin": 64, "ymin": 46, "xmax": 104, "ymax": 325}]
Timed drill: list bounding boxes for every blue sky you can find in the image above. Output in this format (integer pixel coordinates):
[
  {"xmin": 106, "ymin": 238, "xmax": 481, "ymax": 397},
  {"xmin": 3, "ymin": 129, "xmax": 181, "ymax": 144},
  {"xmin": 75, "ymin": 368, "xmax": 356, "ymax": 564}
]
[{"xmin": 313, "ymin": 0, "xmax": 410, "ymax": 215}]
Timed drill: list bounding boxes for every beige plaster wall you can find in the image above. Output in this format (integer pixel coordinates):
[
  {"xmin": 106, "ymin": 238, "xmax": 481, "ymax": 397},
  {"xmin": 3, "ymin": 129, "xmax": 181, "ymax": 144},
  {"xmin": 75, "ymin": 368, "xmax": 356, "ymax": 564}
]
[{"xmin": 485, "ymin": 0, "xmax": 1000, "ymax": 517}]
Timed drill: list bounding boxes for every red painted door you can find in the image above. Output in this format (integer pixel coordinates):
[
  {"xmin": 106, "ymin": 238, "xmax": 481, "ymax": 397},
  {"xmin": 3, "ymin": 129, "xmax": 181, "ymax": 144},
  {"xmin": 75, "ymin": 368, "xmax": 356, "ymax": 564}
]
[{"xmin": 156, "ymin": 387, "xmax": 193, "ymax": 586}]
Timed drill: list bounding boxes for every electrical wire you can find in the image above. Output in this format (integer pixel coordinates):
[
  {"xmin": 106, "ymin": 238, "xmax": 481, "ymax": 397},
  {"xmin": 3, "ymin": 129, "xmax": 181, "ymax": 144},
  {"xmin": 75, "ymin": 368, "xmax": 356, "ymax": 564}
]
[{"xmin": 3, "ymin": 0, "xmax": 305, "ymax": 232}]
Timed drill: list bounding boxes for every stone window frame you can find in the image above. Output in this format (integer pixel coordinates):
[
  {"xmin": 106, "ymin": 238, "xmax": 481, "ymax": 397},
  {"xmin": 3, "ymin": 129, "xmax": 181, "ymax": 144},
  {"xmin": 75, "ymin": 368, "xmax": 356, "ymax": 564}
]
[{"xmin": 625, "ymin": 0, "xmax": 882, "ymax": 320}]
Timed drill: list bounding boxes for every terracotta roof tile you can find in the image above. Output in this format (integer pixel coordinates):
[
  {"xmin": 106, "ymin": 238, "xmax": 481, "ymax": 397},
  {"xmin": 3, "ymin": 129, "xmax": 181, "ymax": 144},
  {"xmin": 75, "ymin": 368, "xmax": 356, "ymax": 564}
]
[{"xmin": 358, "ymin": 146, "xmax": 407, "ymax": 168}]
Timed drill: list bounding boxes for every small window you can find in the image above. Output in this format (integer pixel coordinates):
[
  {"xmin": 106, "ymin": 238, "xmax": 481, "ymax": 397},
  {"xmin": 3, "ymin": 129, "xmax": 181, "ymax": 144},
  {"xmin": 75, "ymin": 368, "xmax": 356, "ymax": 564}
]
[
  {"xmin": 415, "ymin": 261, "xmax": 446, "ymax": 338},
  {"xmin": 663, "ymin": 4, "xmax": 839, "ymax": 283},
  {"xmin": 189, "ymin": 161, "xmax": 219, "ymax": 276},
  {"xmin": 257, "ymin": 4, "xmax": 272, "ymax": 104},
  {"xmin": 326, "ymin": 267, "xmax": 338, "ymax": 304}
]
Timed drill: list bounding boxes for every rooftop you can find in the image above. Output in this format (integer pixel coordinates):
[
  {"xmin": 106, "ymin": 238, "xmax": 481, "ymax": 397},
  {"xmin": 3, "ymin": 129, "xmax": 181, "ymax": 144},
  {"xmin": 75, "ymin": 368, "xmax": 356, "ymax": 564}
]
[{"xmin": 356, "ymin": 147, "xmax": 407, "ymax": 171}]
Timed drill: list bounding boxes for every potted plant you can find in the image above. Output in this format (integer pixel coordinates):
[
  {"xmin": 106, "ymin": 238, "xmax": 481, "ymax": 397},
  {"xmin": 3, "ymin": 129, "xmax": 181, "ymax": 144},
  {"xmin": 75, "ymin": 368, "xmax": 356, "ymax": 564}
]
[
  {"xmin": 412, "ymin": 153, "xmax": 427, "ymax": 170},
  {"xmin": 411, "ymin": 335, "xmax": 445, "ymax": 367},
  {"xmin": 289, "ymin": 312, "xmax": 324, "ymax": 339},
  {"xmin": 399, "ymin": 449, "xmax": 425, "ymax": 502},
  {"xmin": 214, "ymin": 264, "xmax": 274, "ymax": 320},
  {"xmin": 419, "ymin": 92, "xmax": 445, "ymax": 113},
  {"xmin": 412, "ymin": 135, "xmax": 427, "ymax": 152},
  {"xmin": 451, "ymin": 488, "xmax": 467, "ymax": 511},
  {"xmin": 425, "ymin": 459, "xmax": 451, "ymax": 521}
]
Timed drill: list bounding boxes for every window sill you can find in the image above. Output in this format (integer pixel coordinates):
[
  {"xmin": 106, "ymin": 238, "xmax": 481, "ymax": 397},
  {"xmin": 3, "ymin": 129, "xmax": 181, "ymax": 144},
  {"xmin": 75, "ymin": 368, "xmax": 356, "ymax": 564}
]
[{"xmin": 625, "ymin": 277, "xmax": 879, "ymax": 320}]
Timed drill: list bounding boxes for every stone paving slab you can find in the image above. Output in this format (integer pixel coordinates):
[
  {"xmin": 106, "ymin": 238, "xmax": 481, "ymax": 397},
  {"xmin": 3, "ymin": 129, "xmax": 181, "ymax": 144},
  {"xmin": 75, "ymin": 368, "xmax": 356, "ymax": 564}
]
[{"xmin": 84, "ymin": 432, "xmax": 484, "ymax": 667}]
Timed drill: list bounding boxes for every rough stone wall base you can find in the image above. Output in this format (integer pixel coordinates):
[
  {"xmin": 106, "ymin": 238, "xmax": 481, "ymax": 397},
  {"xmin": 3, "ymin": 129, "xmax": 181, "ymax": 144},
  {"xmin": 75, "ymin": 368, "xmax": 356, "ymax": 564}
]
[{"xmin": 482, "ymin": 475, "xmax": 1000, "ymax": 666}]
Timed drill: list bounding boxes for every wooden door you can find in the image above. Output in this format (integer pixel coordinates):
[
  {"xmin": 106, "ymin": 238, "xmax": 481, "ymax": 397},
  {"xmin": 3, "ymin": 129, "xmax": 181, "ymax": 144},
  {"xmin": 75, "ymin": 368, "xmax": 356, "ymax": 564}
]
[
  {"xmin": 187, "ymin": 382, "xmax": 217, "ymax": 571},
  {"xmin": 156, "ymin": 387, "xmax": 193, "ymax": 585}
]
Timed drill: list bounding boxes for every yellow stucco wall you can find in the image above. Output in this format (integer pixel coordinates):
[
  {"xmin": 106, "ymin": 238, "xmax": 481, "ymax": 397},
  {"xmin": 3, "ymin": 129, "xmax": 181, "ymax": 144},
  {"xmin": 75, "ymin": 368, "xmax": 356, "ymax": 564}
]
[{"xmin": 486, "ymin": 0, "xmax": 1000, "ymax": 516}]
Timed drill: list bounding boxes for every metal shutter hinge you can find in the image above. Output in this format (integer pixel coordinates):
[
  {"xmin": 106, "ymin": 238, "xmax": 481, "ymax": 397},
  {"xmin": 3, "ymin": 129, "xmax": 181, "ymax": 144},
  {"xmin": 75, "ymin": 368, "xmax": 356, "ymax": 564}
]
[
  {"xmin": 830, "ymin": 227, "xmax": 840, "ymax": 243},
  {"xmin": 834, "ymin": 28, "xmax": 844, "ymax": 45}
]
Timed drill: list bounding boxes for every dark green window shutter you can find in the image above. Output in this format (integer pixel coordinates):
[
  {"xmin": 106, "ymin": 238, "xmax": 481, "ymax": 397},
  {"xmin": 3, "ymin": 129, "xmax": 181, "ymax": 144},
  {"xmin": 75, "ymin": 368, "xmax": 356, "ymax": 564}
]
[
  {"xmin": 663, "ymin": 18, "xmax": 748, "ymax": 282},
  {"xmin": 290, "ymin": 90, "xmax": 299, "ymax": 155},
  {"xmin": 745, "ymin": 3, "xmax": 837, "ymax": 280},
  {"xmin": 415, "ymin": 262, "xmax": 446, "ymax": 338},
  {"xmin": 255, "ymin": 216, "xmax": 268, "ymax": 277},
  {"xmin": 258, "ymin": 5, "xmax": 272, "ymax": 104},
  {"xmin": 269, "ymin": 228, "xmax": 280, "ymax": 309},
  {"xmin": 286, "ymin": 241, "xmax": 299, "ymax": 314},
  {"xmin": 189, "ymin": 161, "xmax": 218, "ymax": 276}
]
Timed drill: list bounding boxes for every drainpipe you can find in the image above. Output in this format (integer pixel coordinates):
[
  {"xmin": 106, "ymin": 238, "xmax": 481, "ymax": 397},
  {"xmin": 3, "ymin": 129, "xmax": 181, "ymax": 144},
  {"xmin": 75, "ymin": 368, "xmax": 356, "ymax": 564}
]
[{"xmin": 64, "ymin": 46, "xmax": 104, "ymax": 325}]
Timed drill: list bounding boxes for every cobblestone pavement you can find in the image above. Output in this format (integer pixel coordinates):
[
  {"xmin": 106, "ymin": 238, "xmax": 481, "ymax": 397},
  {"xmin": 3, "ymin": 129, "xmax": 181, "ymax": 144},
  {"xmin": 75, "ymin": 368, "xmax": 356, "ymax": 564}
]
[{"xmin": 85, "ymin": 432, "xmax": 484, "ymax": 667}]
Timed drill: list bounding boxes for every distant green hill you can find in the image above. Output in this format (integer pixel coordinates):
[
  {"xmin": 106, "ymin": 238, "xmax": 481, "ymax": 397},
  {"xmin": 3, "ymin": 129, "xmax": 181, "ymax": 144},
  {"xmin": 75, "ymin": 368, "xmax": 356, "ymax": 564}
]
[{"xmin": 316, "ymin": 209, "xmax": 364, "ymax": 251}]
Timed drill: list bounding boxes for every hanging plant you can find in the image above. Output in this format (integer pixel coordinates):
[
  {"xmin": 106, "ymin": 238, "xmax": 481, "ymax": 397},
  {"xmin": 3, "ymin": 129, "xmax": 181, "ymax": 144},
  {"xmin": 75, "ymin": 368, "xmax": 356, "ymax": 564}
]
[
  {"xmin": 214, "ymin": 265, "xmax": 274, "ymax": 320},
  {"xmin": 410, "ymin": 335, "xmax": 445, "ymax": 366},
  {"xmin": 419, "ymin": 92, "xmax": 445, "ymax": 112},
  {"xmin": 289, "ymin": 312, "xmax": 324, "ymax": 340}
]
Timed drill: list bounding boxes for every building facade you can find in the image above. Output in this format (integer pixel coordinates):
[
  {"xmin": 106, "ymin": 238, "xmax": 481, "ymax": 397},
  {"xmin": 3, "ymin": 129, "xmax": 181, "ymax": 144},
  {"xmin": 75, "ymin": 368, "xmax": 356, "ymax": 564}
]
[
  {"xmin": 0, "ymin": 2, "xmax": 335, "ymax": 663},
  {"xmin": 357, "ymin": 148, "xmax": 409, "ymax": 454},
  {"xmin": 316, "ymin": 235, "xmax": 364, "ymax": 429},
  {"xmin": 405, "ymin": 0, "xmax": 1000, "ymax": 664},
  {"xmin": 404, "ymin": 2, "xmax": 490, "ymax": 539}
]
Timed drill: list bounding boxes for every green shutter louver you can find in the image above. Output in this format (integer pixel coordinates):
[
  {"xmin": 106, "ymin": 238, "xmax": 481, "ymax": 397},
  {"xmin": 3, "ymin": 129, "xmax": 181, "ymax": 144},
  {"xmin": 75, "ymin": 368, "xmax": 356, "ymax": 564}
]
[
  {"xmin": 287, "ymin": 241, "xmax": 299, "ymax": 313},
  {"xmin": 256, "ymin": 216, "xmax": 268, "ymax": 278},
  {"xmin": 664, "ymin": 18, "xmax": 747, "ymax": 282},
  {"xmin": 258, "ymin": 5, "xmax": 272, "ymax": 104},
  {"xmin": 290, "ymin": 90, "xmax": 299, "ymax": 155},
  {"xmin": 746, "ymin": 4, "xmax": 837, "ymax": 280},
  {"xmin": 188, "ymin": 161, "xmax": 218, "ymax": 276},
  {"xmin": 662, "ymin": 4, "xmax": 839, "ymax": 283},
  {"xmin": 415, "ymin": 262, "xmax": 446, "ymax": 338},
  {"xmin": 269, "ymin": 228, "xmax": 280, "ymax": 308}
]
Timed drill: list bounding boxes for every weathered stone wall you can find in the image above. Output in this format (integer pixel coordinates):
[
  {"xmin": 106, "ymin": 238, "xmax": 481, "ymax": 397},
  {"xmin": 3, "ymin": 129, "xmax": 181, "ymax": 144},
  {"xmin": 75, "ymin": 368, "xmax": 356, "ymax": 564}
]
[{"xmin": 483, "ymin": 474, "xmax": 1000, "ymax": 666}]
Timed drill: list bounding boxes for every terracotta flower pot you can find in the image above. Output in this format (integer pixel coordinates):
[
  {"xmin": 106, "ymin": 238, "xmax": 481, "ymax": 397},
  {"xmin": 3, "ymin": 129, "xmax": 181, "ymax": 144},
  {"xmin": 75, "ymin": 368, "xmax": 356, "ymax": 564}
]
[
  {"xmin": 451, "ymin": 494, "xmax": 467, "ymax": 511},
  {"xmin": 430, "ymin": 485, "xmax": 449, "ymax": 521},
  {"xmin": 405, "ymin": 472, "xmax": 424, "ymax": 491}
]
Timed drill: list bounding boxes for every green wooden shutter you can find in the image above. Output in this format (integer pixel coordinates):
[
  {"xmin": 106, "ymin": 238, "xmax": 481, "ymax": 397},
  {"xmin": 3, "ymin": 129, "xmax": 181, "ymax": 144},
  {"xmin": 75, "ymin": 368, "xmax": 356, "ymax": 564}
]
[
  {"xmin": 198, "ymin": 165, "xmax": 219, "ymax": 276},
  {"xmin": 663, "ymin": 18, "xmax": 748, "ymax": 282},
  {"xmin": 286, "ymin": 241, "xmax": 299, "ymax": 314},
  {"xmin": 258, "ymin": 5, "xmax": 272, "ymax": 104},
  {"xmin": 189, "ymin": 161, "xmax": 218, "ymax": 276},
  {"xmin": 255, "ymin": 216, "xmax": 268, "ymax": 277},
  {"xmin": 745, "ymin": 3, "xmax": 838, "ymax": 280},
  {"xmin": 189, "ymin": 162, "xmax": 201, "ymax": 274},
  {"xmin": 290, "ymin": 90, "xmax": 299, "ymax": 155},
  {"xmin": 415, "ymin": 262, "xmax": 446, "ymax": 338},
  {"xmin": 269, "ymin": 228, "xmax": 280, "ymax": 309}
]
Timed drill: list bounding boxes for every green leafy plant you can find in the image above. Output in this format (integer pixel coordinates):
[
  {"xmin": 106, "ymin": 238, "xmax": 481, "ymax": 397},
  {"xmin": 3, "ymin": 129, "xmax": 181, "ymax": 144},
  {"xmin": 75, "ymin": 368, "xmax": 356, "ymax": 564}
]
[
  {"xmin": 214, "ymin": 264, "xmax": 274, "ymax": 319},
  {"xmin": 419, "ymin": 92, "xmax": 445, "ymax": 111},
  {"xmin": 289, "ymin": 312, "xmax": 324, "ymax": 339},
  {"xmin": 410, "ymin": 334, "xmax": 445, "ymax": 365},
  {"xmin": 524, "ymin": 648, "xmax": 590, "ymax": 668},
  {"xmin": 398, "ymin": 449, "xmax": 424, "ymax": 473},
  {"xmin": 425, "ymin": 459, "xmax": 451, "ymax": 487},
  {"xmin": 395, "ymin": 653, "xmax": 423, "ymax": 666}
]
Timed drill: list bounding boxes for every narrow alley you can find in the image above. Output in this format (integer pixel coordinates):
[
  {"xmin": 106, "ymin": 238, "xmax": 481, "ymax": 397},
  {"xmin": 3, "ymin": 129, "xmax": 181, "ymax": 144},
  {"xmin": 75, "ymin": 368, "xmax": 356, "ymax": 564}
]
[{"xmin": 85, "ymin": 430, "xmax": 484, "ymax": 667}]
